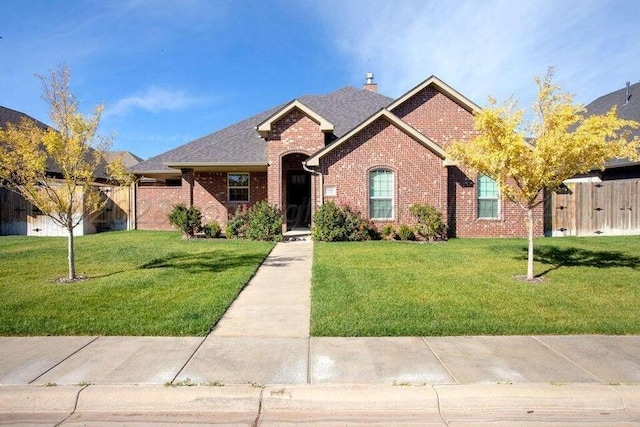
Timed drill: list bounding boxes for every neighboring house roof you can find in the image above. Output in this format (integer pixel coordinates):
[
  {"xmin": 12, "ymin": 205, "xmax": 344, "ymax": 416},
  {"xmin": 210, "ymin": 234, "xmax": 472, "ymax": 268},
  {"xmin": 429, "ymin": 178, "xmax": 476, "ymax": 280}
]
[
  {"xmin": 305, "ymin": 108, "xmax": 446, "ymax": 167},
  {"xmin": 130, "ymin": 86, "xmax": 393, "ymax": 174},
  {"xmin": 104, "ymin": 151, "xmax": 144, "ymax": 168},
  {"xmin": 0, "ymin": 105, "xmax": 109, "ymax": 180},
  {"xmin": 584, "ymin": 81, "xmax": 640, "ymax": 168},
  {"xmin": 0, "ymin": 105, "xmax": 49, "ymax": 132}
]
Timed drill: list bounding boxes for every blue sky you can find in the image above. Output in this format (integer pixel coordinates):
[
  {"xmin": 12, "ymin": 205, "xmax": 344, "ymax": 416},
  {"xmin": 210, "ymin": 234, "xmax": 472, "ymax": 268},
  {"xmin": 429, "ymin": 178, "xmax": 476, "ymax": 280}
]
[{"xmin": 1, "ymin": 0, "xmax": 639, "ymax": 160}]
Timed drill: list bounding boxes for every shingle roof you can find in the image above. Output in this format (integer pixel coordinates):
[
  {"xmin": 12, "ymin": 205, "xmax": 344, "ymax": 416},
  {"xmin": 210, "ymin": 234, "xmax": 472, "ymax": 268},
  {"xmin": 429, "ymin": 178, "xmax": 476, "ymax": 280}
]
[
  {"xmin": 584, "ymin": 81, "xmax": 640, "ymax": 167},
  {"xmin": 131, "ymin": 86, "xmax": 393, "ymax": 174},
  {"xmin": 0, "ymin": 105, "xmax": 109, "ymax": 179},
  {"xmin": 104, "ymin": 151, "xmax": 144, "ymax": 168},
  {"xmin": 0, "ymin": 105, "xmax": 49, "ymax": 132}
]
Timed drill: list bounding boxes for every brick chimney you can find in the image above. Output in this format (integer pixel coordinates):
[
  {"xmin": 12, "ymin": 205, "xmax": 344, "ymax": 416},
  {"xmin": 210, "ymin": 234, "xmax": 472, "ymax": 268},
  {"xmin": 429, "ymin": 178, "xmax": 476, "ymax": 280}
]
[{"xmin": 363, "ymin": 72, "xmax": 377, "ymax": 93}]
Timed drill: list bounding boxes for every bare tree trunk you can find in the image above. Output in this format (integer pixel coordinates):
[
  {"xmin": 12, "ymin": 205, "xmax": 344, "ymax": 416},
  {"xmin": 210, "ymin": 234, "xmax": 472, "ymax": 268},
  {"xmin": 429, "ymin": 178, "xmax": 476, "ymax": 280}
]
[
  {"xmin": 527, "ymin": 207, "xmax": 534, "ymax": 280},
  {"xmin": 68, "ymin": 228, "xmax": 76, "ymax": 280}
]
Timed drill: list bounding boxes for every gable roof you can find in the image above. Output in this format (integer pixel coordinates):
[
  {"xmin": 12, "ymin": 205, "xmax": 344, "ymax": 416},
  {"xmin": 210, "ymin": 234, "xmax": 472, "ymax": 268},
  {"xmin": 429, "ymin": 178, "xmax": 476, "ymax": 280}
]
[
  {"xmin": 131, "ymin": 86, "xmax": 392, "ymax": 174},
  {"xmin": 256, "ymin": 99, "xmax": 334, "ymax": 137},
  {"xmin": 387, "ymin": 75, "xmax": 481, "ymax": 114},
  {"xmin": 584, "ymin": 81, "xmax": 640, "ymax": 168},
  {"xmin": 305, "ymin": 109, "xmax": 446, "ymax": 167}
]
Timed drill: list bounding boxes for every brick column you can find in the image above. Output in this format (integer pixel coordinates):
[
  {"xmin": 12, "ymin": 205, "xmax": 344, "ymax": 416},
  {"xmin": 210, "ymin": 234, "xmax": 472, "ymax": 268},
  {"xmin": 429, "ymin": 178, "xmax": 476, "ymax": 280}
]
[{"xmin": 181, "ymin": 169, "xmax": 194, "ymax": 207}]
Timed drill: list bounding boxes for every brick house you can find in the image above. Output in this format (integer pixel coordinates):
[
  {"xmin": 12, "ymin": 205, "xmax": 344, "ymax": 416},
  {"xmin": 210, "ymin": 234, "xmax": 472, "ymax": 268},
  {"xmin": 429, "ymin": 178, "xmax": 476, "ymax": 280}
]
[{"xmin": 131, "ymin": 75, "xmax": 543, "ymax": 237}]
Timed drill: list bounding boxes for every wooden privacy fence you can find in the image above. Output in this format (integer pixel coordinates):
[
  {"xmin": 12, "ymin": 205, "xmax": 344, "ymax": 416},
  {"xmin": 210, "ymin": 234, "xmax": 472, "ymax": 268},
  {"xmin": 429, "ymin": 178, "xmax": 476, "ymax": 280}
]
[
  {"xmin": 86, "ymin": 184, "xmax": 132, "ymax": 233},
  {"xmin": 0, "ymin": 184, "xmax": 132, "ymax": 236},
  {"xmin": 548, "ymin": 179, "xmax": 640, "ymax": 237}
]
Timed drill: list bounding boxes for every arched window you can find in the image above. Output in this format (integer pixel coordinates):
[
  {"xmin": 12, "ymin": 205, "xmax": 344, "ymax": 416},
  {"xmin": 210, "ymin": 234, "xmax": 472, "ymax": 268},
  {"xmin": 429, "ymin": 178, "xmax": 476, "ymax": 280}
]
[
  {"xmin": 477, "ymin": 174, "xmax": 500, "ymax": 218},
  {"xmin": 369, "ymin": 169, "xmax": 394, "ymax": 220}
]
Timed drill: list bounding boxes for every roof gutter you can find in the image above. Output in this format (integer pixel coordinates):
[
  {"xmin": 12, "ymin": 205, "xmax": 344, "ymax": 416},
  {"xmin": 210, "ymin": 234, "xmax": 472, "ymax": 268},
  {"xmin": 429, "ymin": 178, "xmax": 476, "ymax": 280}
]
[
  {"xmin": 162, "ymin": 162, "xmax": 268, "ymax": 168},
  {"xmin": 130, "ymin": 169, "xmax": 181, "ymax": 175}
]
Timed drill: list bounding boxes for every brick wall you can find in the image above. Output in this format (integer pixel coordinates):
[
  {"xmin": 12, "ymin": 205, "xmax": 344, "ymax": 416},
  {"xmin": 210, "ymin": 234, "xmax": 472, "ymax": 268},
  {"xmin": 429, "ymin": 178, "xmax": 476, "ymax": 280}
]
[
  {"xmin": 320, "ymin": 117, "xmax": 447, "ymax": 226},
  {"xmin": 135, "ymin": 186, "xmax": 184, "ymax": 230},
  {"xmin": 192, "ymin": 171, "xmax": 267, "ymax": 225},
  {"xmin": 448, "ymin": 166, "xmax": 544, "ymax": 238},
  {"xmin": 135, "ymin": 171, "xmax": 268, "ymax": 230},
  {"xmin": 391, "ymin": 87, "xmax": 477, "ymax": 149}
]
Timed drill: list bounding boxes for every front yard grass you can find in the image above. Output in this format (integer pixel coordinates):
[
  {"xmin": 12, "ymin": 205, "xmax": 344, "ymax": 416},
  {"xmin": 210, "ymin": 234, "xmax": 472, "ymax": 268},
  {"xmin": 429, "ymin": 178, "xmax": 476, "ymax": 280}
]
[
  {"xmin": 0, "ymin": 231, "xmax": 274, "ymax": 336},
  {"xmin": 311, "ymin": 236, "xmax": 640, "ymax": 336}
]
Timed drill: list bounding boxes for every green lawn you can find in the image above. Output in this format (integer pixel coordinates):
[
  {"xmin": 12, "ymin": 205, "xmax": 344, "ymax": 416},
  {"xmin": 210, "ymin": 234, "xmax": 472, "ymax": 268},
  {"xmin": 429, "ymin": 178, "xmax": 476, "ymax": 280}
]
[
  {"xmin": 311, "ymin": 236, "xmax": 640, "ymax": 336},
  {"xmin": 0, "ymin": 231, "xmax": 275, "ymax": 336}
]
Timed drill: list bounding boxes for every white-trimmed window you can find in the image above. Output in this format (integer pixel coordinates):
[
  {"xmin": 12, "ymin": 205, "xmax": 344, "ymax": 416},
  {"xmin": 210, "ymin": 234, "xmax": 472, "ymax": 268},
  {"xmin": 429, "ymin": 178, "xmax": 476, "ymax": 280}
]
[
  {"xmin": 228, "ymin": 173, "xmax": 249, "ymax": 202},
  {"xmin": 369, "ymin": 169, "xmax": 394, "ymax": 219},
  {"xmin": 477, "ymin": 174, "xmax": 500, "ymax": 218}
]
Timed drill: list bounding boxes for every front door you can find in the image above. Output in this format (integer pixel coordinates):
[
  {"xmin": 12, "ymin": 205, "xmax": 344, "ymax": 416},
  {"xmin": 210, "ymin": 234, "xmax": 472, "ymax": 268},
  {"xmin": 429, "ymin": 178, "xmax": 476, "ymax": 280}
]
[{"xmin": 286, "ymin": 170, "xmax": 311, "ymax": 229}]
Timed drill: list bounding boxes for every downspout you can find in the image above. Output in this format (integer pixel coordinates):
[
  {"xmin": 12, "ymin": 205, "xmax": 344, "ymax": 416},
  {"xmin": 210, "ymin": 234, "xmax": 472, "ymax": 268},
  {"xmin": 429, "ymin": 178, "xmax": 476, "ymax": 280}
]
[
  {"xmin": 131, "ymin": 182, "xmax": 136, "ymax": 230},
  {"xmin": 302, "ymin": 161, "xmax": 323, "ymax": 207}
]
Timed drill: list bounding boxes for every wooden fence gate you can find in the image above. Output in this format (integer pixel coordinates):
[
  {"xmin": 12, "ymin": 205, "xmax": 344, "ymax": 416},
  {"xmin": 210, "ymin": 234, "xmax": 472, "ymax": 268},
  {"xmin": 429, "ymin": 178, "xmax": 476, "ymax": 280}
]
[{"xmin": 547, "ymin": 179, "xmax": 640, "ymax": 236}]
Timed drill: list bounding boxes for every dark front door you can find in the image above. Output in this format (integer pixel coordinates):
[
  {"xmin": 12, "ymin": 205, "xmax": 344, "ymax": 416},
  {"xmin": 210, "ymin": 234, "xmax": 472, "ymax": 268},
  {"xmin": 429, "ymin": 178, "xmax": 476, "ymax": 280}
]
[{"xmin": 286, "ymin": 170, "xmax": 311, "ymax": 229}]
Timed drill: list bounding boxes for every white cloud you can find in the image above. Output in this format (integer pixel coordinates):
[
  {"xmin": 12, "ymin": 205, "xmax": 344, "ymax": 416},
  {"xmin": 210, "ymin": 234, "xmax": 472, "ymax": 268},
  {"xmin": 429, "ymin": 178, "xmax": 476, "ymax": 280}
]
[
  {"xmin": 105, "ymin": 87, "xmax": 212, "ymax": 117},
  {"xmin": 313, "ymin": 0, "xmax": 639, "ymax": 114}
]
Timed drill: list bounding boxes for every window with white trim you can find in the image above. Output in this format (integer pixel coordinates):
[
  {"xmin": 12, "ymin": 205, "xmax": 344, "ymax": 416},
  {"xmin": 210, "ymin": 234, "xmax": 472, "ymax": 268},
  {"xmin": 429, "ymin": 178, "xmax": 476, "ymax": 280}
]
[
  {"xmin": 228, "ymin": 173, "xmax": 249, "ymax": 202},
  {"xmin": 477, "ymin": 174, "xmax": 500, "ymax": 218},
  {"xmin": 369, "ymin": 169, "xmax": 393, "ymax": 219}
]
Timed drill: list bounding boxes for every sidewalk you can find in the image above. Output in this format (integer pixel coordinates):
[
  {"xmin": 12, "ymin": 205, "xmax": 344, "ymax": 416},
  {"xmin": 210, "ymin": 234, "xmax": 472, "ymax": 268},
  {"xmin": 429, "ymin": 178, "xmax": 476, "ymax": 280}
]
[{"xmin": 1, "ymin": 241, "xmax": 640, "ymax": 424}]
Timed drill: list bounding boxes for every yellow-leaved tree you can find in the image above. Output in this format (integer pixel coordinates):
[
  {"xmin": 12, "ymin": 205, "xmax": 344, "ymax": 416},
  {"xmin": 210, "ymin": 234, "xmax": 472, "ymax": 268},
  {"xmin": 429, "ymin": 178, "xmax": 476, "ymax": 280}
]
[
  {"xmin": 0, "ymin": 65, "xmax": 130, "ymax": 281},
  {"xmin": 448, "ymin": 68, "xmax": 640, "ymax": 281}
]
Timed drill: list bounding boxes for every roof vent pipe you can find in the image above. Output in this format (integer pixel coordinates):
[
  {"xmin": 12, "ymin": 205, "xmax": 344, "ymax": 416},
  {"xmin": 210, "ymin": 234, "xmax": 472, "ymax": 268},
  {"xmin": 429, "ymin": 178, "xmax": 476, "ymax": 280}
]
[
  {"xmin": 363, "ymin": 72, "xmax": 378, "ymax": 93},
  {"xmin": 625, "ymin": 81, "xmax": 631, "ymax": 104},
  {"xmin": 365, "ymin": 72, "xmax": 374, "ymax": 84}
]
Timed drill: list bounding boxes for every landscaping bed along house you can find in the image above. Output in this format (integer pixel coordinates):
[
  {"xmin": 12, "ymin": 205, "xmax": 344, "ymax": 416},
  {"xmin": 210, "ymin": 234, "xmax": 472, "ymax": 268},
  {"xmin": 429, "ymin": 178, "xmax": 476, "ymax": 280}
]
[{"xmin": 0, "ymin": 231, "xmax": 275, "ymax": 336}]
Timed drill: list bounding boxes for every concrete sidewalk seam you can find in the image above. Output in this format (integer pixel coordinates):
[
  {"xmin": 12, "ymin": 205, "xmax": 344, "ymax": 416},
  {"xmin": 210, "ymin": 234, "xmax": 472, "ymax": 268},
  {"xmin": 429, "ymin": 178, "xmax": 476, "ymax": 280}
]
[
  {"xmin": 54, "ymin": 384, "xmax": 86, "ymax": 427},
  {"xmin": 532, "ymin": 335, "xmax": 604, "ymax": 382},
  {"xmin": 169, "ymin": 335, "xmax": 208, "ymax": 384},
  {"xmin": 422, "ymin": 336, "xmax": 458, "ymax": 384},
  {"xmin": 29, "ymin": 336, "xmax": 100, "ymax": 385}
]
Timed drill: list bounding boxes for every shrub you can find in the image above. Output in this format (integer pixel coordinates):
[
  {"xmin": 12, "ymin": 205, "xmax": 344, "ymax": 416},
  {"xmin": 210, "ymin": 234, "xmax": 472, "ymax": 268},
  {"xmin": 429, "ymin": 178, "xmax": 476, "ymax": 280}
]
[
  {"xmin": 226, "ymin": 207, "xmax": 251, "ymax": 239},
  {"xmin": 312, "ymin": 201, "xmax": 379, "ymax": 242},
  {"xmin": 397, "ymin": 224, "xmax": 415, "ymax": 241},
  {"xmin": 343, "ymin": 205, "xmax": 380, "ymax": 241},
  {"xmin": 312, "ymin": 201, "xmax": 348, "ymax": 242},
  {"xmin": 245, "ymin": 201, "xmax": 283, "ymax": 242},
  {"xmin": 380, "ymin": 224, "xmax": 396, "ymax": 240},
  {"xmin": 226, "ymin": 202, "xmax": 283, "ymax": 241},
  {"xmin": 202, "ymin": 221, "xmax": 221, "ymax": 238},
  {"xmin": 168, "ymin": 204, "xmax": 202, "ymax": 238},
  {"xmin": 409, "ymin": 203, "xmax": 447, "ymax": 241}
]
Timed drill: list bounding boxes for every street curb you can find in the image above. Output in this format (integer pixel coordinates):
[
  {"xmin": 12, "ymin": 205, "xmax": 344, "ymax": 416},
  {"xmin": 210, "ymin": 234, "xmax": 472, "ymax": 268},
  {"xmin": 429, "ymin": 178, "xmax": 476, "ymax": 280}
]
[{"xmin": 1, "ymin": 383, "xmax": 639, "ymax": 425}]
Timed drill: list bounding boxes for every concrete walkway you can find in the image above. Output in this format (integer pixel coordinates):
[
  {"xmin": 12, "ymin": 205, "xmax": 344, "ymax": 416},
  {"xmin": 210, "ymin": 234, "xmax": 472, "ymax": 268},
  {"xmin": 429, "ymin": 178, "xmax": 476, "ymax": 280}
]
[
  {"xmin": 2, "ymin": 241, "xmax": 640, "ymax": 424},
  {"xmin": 211, "ymin": 240, "xmax": 312, "ymax": 338}
]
